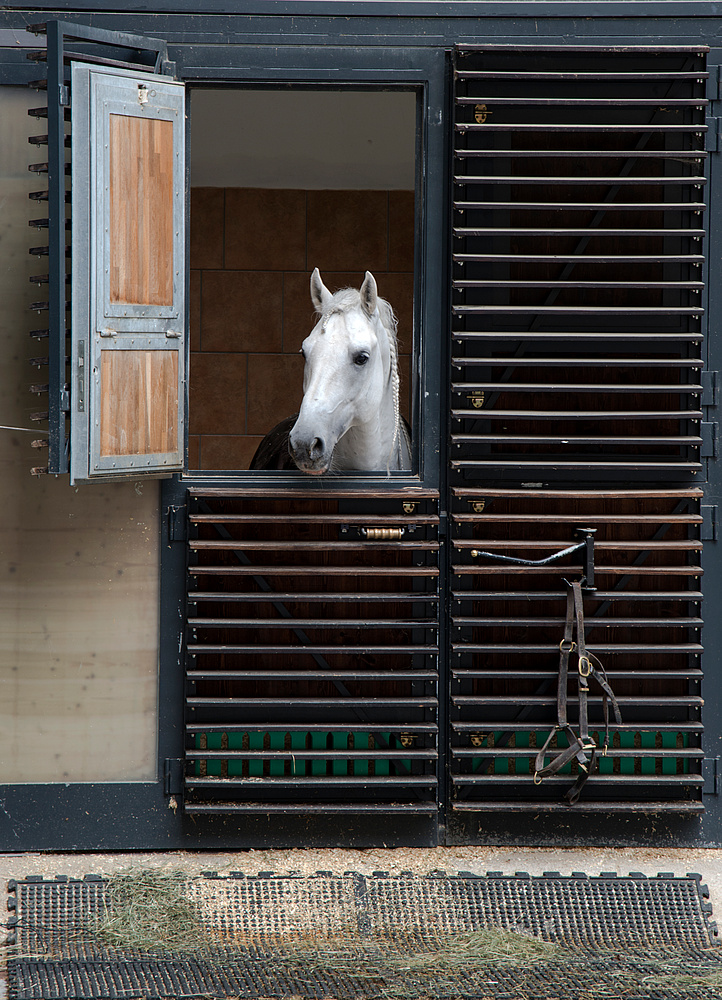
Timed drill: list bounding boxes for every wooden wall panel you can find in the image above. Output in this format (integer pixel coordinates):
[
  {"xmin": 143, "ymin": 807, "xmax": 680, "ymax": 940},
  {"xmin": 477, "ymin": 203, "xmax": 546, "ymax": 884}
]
[
  {"xmin": 109, "ymin": 114, "xmax": 174, "ymax": 306},
  {"xmin": 100, "ymin": 349, "xmax": 178, "ymax": 457}
]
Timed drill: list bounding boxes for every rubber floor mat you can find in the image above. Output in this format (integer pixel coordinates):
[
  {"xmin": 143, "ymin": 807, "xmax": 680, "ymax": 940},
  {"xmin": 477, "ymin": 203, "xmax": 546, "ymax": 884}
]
[{"xmin": 5, "ymin": 871, "xmax": 722, "ymax": 999}]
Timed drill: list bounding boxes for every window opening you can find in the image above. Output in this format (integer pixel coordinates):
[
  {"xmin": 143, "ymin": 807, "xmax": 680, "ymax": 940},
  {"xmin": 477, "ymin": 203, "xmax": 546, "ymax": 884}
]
[{"xmin": 188, "ymin": 88, "xmax": 417, "ymax": 474}]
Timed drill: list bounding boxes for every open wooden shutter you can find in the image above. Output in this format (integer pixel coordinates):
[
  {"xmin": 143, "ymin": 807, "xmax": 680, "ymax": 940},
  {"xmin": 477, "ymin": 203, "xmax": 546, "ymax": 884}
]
[
  {"xmin": 25, "ymin": 22, "xmax": 185, "ymax": 483},
  {"xmin": 70, "ymin": 64, "xmax": 185, "ymax": 483}
]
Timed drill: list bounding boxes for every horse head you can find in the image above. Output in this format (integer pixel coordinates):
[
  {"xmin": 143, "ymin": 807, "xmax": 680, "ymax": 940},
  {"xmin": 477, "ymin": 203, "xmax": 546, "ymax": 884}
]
[{"xmin": 288, "ymin": 268, "xmax": 409, "ymax": 475}]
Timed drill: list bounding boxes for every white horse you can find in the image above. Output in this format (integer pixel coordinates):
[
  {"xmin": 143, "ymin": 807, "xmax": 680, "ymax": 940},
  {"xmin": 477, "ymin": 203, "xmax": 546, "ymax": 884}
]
[{"xmin": 251, "ymin": 269, "xmax": 411, "ymax": 474}]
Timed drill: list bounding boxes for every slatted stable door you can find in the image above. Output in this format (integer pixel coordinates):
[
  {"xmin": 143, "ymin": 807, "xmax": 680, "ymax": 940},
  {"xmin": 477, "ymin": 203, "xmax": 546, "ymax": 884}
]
[
  {"xmin": 450, "ymin": 46, "xmax": 709, "ymax": 813},
  {"xmin": 184, "ymin": 490, "xmax": 440, "ymax": 815}
]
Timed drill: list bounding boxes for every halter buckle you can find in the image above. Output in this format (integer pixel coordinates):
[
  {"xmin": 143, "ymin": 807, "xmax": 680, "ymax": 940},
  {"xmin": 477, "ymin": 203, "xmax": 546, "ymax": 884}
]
[{"xmin": 578, "ymin": 655, "xmax": 592, "ymax": 678}]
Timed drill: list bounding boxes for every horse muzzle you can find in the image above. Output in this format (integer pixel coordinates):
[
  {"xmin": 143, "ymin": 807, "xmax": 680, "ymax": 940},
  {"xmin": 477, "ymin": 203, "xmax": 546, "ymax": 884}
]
[{"xmin": 288, "ymin": 429, "xmax": 333, "ymax": 475}]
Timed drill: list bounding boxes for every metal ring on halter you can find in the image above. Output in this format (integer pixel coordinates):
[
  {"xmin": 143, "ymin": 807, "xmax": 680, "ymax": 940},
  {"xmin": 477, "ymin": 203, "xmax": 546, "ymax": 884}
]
[
  {"xmin": 559, "ymin": 638, "xmax": 576, "ymax": 653},
  {"xmin": 578, "ymin": 655, "xmax": 592, "ymax": 677}
]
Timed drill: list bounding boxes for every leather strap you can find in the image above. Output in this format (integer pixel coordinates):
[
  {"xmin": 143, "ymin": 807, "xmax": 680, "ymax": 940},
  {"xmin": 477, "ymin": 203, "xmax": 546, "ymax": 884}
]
[{"xmin": 534, "ymin": 580, "xmax": 622, "ymax": 805}]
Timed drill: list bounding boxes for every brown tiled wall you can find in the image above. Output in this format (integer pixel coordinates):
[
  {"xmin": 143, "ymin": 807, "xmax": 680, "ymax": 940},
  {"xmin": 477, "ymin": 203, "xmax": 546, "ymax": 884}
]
[{"xmin": 189, "ymin": 187, "xmax": 415, "ymax": 470}]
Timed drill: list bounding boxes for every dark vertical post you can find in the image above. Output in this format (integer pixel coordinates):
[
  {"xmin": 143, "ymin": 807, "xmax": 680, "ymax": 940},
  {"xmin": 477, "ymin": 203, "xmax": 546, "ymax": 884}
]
[
  {"xmin": 45, "ymin": 21, "xmax": 68, "ymax": 473},
  {"xmin": 576, "ymin": 527, "xmax": 597, "ymax": 592}
]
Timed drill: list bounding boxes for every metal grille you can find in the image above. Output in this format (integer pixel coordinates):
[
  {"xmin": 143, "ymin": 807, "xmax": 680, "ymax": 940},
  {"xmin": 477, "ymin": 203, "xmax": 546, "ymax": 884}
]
[
  {"xmin": 184, "ymin": 489, "xmax": 440, "ymax": 814},
  {"xmin": 452, "ymin": 45, "xmax": 708, "ymax": 480},
  {"xmin": 450, "ymin": 487, "xmax": 704, "ymax": 812}
]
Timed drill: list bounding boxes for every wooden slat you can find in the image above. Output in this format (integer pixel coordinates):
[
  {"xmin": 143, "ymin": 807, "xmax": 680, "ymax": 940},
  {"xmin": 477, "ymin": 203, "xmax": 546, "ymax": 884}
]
[
  {"xmin": 454, "ymin": 540, "xmax": 702, "ymax": 550},
  {"xmin": 453, "ymin": 488, "xmax": 704, "ymax": 499},
  {"xmin": 452, "ymin": 514, "xmax": 703, "ymax": 523},
  {"xmin": 452, "ymin": 565, "xmax": 701, "ymax": 575},
  {"xmin": 189, "ymin": 540, "xmax": 440, "ymax": 551},
  {"xmin": 191, "ymin": 488, "xmax": 440, "ymax": 500},
  {"xmin": 191, "ymin": 514, "xmax": 439, "ymax": 525},
  {"xmin": 190, "ymin": 565, "xmax": 440, "ymax": 576}
]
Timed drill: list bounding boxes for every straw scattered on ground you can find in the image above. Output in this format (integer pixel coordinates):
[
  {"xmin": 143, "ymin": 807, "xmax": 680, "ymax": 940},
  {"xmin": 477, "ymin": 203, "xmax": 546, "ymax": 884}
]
[
  {"xmin": 273, "ymin": 926, "xmax": 567, "ymax": 994},
  {"xmin": 93, "ymin": 869, "xmax": 208, "ymax": 954},
  {"xmin": 387, "ymin": 927, "xmax": 566, "ymax": 970}
]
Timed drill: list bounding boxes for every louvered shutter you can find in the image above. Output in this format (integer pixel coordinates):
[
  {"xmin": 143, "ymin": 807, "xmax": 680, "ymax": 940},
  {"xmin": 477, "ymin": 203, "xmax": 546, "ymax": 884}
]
[{"xmin": 449, "ymin": 45, "xmax": 709, "ymax": 813}]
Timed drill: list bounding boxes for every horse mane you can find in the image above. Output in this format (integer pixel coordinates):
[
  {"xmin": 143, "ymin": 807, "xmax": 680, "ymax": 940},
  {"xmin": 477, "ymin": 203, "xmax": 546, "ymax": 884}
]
[{"xmin": 316, "ymin": 288, "xmax": 405, "ymax": 470}]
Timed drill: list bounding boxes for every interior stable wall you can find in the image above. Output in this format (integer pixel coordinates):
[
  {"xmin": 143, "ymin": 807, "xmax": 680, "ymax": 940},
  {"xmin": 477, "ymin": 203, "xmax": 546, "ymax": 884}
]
[
  {"xmin": 0, "ymin": 88, "xmax": 159, "ymax": 782},
  {"xmin": 190, "ymin": 90, "xmax": 416, "ymax": 190}
]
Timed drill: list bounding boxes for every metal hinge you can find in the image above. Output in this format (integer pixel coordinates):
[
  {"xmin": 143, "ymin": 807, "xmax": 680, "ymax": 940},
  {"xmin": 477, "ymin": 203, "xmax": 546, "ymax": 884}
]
[
  {"xmin": 76, "ymin": 340, "xmax": 85, "ymax": 413},
  {"xmin": 702, "ymin": 505, "xmax": 718, "ymax": 541},
  {"xmin": 707, "ymin": 65, "xmax": 721, "ymax": 102},
  {"xmin": 59, "ymin": 388, "xmax": 70, "ymax": 412},
  {"xmin": 706, "ymin": 116, "xmax": 720, "ymax": 152},
  {"xmin": 702, "ymin": 371, "xmax": 719, "ymax": 407},
  {"xmin": 702, "ymin": 421, "xmax": 719, "ymax": 458},
  {"xmin": 167, "ymin": 504, "xmax": 186, "ymax": 542},
  {"xmin": 164, "ymin": 758, "xmax": 184, "ymax": 796},
  {"xmin": 703, "ymin": 757, "xmax": 720, "ymax": 796},
  {"xmin": 58, "ymin": 84, "xmax": 69, "ymax": 107}
]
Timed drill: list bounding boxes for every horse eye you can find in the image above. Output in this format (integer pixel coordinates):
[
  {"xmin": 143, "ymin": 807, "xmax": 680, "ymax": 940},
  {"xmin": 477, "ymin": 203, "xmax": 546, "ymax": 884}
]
[{"xmin": 353, "ymin": 352, "xmax": 370, "ymax": 367}]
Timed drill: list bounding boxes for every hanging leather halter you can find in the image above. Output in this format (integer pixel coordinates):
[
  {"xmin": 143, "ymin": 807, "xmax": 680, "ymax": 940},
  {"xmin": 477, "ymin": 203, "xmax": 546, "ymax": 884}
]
[{"xmin": 533, "ymin": 579, "xmax": 622, "ymax": 805}]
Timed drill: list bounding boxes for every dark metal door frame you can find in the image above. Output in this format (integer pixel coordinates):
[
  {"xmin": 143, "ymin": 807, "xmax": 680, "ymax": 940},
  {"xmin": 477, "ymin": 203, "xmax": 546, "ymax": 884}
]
[{"xmin": 160, "ymin": 40, "xmax": 449, "ymax": 849}]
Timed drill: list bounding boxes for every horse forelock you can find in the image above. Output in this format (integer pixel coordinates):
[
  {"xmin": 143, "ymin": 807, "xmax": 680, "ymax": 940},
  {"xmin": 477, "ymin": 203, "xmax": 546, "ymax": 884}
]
[{"xmin": 317, "ymin": 287, "xmax": 397, "ymax": 339}]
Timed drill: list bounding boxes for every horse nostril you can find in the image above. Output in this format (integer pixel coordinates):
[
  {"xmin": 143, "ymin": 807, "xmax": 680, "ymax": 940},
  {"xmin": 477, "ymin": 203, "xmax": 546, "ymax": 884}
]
[{"xmin": 309, "ymin": 437, "xmax": 324, "ymax": 459}]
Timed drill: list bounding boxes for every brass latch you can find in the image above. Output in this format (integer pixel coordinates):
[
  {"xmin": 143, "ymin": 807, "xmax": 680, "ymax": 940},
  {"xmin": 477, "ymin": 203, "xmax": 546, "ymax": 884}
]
[{"xmin": 361, "ymin": 527, "xmax": 405, "ymax": 541}]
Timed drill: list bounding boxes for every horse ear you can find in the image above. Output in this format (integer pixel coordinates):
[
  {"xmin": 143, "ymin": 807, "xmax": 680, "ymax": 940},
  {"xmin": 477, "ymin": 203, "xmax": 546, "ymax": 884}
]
[
  {"xmin": 360, "ymin": 271, "xmax": 378, "ymax": 317},
  {"xmin": 310, "ymin": 267, "xmax": 333, "ymax": 313}
]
